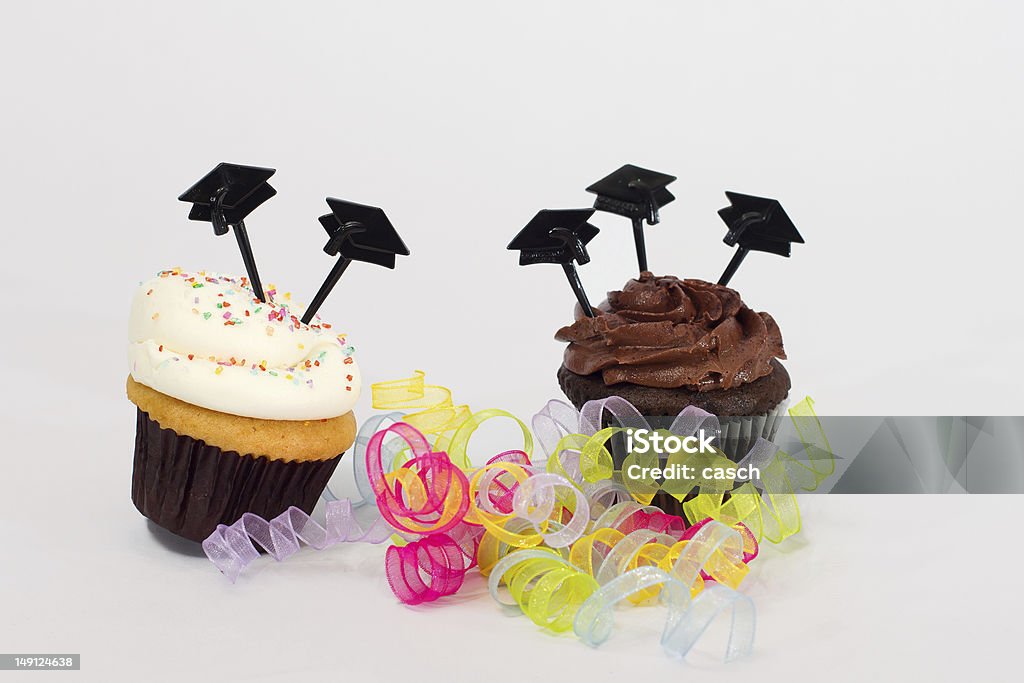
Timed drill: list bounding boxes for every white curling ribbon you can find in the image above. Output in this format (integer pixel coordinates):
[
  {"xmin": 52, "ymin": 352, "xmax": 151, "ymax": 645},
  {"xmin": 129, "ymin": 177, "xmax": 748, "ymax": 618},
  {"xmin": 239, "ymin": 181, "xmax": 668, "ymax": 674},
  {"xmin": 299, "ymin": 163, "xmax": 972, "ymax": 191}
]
[
  {"xmin": 532, "ymin": 399, "xmax": 583, "ymax": 457},
  {"xmin": 473, "ymin": 465, "xmax": 521, "ymax": 516},
  {"xmin": 591, "ymin": 500, "xmax": 651, "ymax": 531},
  {"xmin": 513, "ymin": 473, "xmax": 591, "ymax": 548},
  {"xmin": 594, "ymin": 529, "xmax": 679, "ymax": 585},
  {"xmin": 578, "ymin": 519, "xmax": 748, "ymax": 594},
  {"xmin": 668, "ymin": 405, "xmax": 723, "ymax": 446},
  {"xmin": 578, "ymin": 395, "xmax": 650, "ymax": 436},
  {"xmin": 553, "ymin": 447, "xmax": 585, "ymax": 486},
  {"xmin": 582, "ymin": 480, "xmax": 634, "ymax": 519},
  {"xmin": 675, "ymin": 521, "xmax": 748, "ymax": 588}
]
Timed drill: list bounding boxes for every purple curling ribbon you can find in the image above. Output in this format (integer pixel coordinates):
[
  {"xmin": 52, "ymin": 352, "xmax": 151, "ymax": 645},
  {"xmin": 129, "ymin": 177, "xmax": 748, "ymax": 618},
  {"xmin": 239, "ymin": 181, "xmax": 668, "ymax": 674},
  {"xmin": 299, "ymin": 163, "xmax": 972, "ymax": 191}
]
[{"xmin": 203, "ymin": 498, "xmax": 399, "ymax": 583}]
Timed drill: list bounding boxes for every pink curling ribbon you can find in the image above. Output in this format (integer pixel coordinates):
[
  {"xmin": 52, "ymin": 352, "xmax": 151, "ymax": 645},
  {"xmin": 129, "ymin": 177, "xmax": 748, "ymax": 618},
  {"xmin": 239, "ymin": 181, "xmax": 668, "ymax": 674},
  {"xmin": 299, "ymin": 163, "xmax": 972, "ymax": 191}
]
[
  {"xmin": 366, "ymin": 422, "xmax": 471, "ymax": 537},
  {"xmin": 371, "ymin": 422, "xmax": 541, "ymax": 605},
  {"xmin": 385, "ymin": 521, "xmax": 485, "ymax": 605}
]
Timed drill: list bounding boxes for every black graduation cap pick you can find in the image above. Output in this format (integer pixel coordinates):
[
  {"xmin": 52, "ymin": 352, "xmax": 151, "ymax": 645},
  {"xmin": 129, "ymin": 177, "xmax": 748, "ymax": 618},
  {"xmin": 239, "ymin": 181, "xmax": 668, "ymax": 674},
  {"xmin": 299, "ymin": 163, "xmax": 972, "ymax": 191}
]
[
  {"xmin": 300, "ymin": 198, "xmax": 410, "ymax": 325},
  {"xmin": 716, "ymin": 191, "xmax": 804, "ymax": 286},
  {"xmin": 586, "ymin": 164, "xmax": 676, "ymax": 273},
  {"xmin": 178, "ymin": 162, "xmax": 276, "ymax": 302},
  {"xmin": 507, "ymin": 209, "xmax": 600, "ymax": 317}
]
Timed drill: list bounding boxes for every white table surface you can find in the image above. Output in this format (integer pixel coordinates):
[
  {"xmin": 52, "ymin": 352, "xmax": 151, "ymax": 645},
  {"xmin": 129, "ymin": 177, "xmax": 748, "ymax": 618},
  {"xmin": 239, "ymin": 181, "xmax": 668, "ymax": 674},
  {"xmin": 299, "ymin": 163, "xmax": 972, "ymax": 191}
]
[{"xmin": 3, "ymin": 404, "xmax": 1021, "ymax": 682}]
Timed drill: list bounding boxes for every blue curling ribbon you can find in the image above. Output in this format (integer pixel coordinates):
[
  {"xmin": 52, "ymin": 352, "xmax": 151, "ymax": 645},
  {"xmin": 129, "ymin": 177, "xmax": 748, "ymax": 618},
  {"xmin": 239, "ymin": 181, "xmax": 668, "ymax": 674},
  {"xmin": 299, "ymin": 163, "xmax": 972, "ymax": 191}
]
[
  {"xmin": 486, "ymin": 520, "xmax": 756, "ymax": 662},
  {"xmin": 573, "ymin": 566, "xmax": 755, "ymax": 661}
]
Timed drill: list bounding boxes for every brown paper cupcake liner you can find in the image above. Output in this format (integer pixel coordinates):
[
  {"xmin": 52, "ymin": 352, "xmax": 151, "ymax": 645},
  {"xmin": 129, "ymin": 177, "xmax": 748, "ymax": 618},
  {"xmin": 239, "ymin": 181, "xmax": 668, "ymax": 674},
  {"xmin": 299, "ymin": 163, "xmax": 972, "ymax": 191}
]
[{"xmin": 131, "ymin": 408, "xmax": 343, "ymax": 543}]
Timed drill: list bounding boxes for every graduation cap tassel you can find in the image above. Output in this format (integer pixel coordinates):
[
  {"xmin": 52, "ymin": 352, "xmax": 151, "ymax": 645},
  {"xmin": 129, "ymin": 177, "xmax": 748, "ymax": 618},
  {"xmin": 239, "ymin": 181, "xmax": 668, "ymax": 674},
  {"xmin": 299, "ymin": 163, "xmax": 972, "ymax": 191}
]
[
  {"xmin": 179, "ymin": 162, "xmax": 277, "ymax": 303},
  {"xmin": 299, "ymin": 198, "xmax": 409, "ymax": 325},
  {"xmin": 716, "ymin": 191, "xmax": 804, "ymax": 287}
]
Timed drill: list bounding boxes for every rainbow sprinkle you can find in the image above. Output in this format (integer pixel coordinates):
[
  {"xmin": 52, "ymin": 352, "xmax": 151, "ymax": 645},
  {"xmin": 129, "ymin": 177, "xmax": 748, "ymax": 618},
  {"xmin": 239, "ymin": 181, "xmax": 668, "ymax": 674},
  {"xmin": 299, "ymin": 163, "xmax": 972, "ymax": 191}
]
[{"xmin": 144, "ymin": 269, "xmax": 359, "ymax": 392}]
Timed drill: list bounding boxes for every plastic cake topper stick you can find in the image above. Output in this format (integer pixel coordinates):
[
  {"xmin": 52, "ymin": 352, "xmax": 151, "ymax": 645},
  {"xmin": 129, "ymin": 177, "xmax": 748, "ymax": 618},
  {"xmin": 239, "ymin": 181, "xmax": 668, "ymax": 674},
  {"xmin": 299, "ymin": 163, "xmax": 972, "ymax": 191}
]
[
  {"xmin": 300, "ymin": 197, "xmax": 410, "ymax": 324},
  {"xmin": 716, "ymin": 191, "xmax": 804, "ymax": 286},
  {"xmin": 586, "ymin": 164, "xmax": 676, "ymax": 273},
  {"xmin": 178, "ymin": 162, "xmax": 276, "ymax": 302},
  {"xmin": 507, "ymin": 208, "xmax": 600, "ymax": 317}
]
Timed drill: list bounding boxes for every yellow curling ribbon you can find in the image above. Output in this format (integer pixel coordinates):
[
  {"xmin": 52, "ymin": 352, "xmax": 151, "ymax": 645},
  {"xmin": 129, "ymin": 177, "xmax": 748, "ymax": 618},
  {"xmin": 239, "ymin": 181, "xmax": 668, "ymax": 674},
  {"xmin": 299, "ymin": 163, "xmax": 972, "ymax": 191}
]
[
  {"xmin": 490, "ymin": 550, "xmax": 599, "ymax": 633},
  {"xmin": 476, "ymin": 529, "xmax": 503, "ymax": 576},
  {"xmin": 568, "ymin": 528, "xmax": 625, "ymax": 577},
  {"xmin": 476, "ymin": 521, "xmax": 567, "ymax": 576},
  {"xmin": 555, "ymin": 396, "xmax": 834, "ymax": 545},
  {"xmin": 372, "ymin": 371, "xmax": 532, "ymax": 469},
  {"xmin": 371, "ymin": 370, "xmax": 473, "ymax": 440},
  {"xmin": 627, "ymin": 542, "xmax": 706, "ymax": 601},
  {"xmin": 545, "ymin": 429, "xmax": 617, "ymax": 489},
  {"xmin": 441, "ymin": 408, "xmax": 533, "ymax": 470},
  {"xmin": 619, "ymin": 428, "xmax": 667, "ymax": 505},
  {"xmin": 578, "ymin": 428, "xmax": 620, "ymax": 484},
  {"xmin": 680, "ymin": 397, "xmax": 834, "ymax": 544},
  {"xmin": 488, "ymin": 523, "xmax": 754, "ymax": 635},
  {"xmin": 546, "ymin": 433, "xmax": 589, "ymax": 486},
  {"xmin": 661, "ymin": 446, "xmax": 736, "ymax": 502}
]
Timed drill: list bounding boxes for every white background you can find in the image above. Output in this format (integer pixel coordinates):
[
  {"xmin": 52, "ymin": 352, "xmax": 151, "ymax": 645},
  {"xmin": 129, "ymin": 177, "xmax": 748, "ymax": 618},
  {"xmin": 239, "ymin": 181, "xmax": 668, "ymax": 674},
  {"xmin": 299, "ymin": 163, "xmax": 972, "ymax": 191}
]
[{"xmin": 1, "ymin": 1, "xmax": 1022, "ymax": 681}]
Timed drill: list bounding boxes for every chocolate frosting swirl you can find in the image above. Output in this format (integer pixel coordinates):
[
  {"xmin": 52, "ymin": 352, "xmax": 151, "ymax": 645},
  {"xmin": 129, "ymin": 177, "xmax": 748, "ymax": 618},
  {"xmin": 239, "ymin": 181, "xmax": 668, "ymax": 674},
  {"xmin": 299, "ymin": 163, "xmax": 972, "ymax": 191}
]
[{"xmin": 556, "ymin": 272, "xmax": 786, "ymax": 391}]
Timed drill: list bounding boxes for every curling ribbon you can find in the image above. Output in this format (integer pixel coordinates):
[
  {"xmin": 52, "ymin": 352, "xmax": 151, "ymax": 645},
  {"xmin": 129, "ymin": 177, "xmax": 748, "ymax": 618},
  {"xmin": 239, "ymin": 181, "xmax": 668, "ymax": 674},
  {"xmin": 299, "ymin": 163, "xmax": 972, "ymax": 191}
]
[
  {"xmin": 574, "ymin": 568, "xmax": 755, "ymax": 662},
  {"xmin": 535, "ymin": 395, "xmax": 834, "ymax": 544},
  {"xmin": 203, "ymin": 498, "xmax": 397, "ymax": 583},
  {"xmin": 367, "ymin": 422, "xmax": 471, "ymax": 536},
  {"xmin": 204, "ymin": 373, "xmax": 534, "ymax": 584},
  {"xmin": 202, "ymin": 373, "xmax": 835, "ymax": 664},
  {"xmin": 372, "ymin": 370, "xmax": 533, "ymax": 469},
  {"xmin": 680, "ymin": 397, "xmax": 834, "ymax": 543},
  {"xmin": 487, "ymin": 519, "xmax": 756, "ymax": 660},
  {"xmin": 385, "ymin": 521, "xmax": 484, "ymax": 605},
  {"xmin": 371, "ymin": 370, "xmax": 472, "ymax": 439},
  {"xmin": 204, "ymin": 409, "xmax": 422, "ymax": 581}
]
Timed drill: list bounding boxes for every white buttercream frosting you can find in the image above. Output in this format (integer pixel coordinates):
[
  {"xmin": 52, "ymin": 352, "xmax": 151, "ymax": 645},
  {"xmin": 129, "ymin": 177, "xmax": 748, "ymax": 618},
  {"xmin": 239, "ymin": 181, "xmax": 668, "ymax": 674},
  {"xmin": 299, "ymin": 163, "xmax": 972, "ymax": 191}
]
[{"xmin": 128, "ymin": 268, "xmax": 360, "ymax": 420}]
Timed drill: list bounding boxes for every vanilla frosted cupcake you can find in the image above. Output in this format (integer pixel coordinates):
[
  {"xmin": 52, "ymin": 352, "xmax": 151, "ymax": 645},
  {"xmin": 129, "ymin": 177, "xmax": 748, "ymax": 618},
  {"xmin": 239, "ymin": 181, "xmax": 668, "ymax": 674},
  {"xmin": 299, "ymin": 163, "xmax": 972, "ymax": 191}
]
[{"xmin": 127, "ymin": 268, "xmax": 360, "ymax": 542}]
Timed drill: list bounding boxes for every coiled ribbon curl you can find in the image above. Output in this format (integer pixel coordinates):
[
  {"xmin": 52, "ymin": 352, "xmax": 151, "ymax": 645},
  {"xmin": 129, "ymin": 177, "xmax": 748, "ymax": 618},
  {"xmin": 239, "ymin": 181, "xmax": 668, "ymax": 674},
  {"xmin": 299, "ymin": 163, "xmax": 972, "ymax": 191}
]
[
  {"xmin": 204, "ymin": 372, "xmax": 829, "ymax": 663},
  {"xmin": 533, "ymin": 395, "xmax": 834, "ymax": 544}
]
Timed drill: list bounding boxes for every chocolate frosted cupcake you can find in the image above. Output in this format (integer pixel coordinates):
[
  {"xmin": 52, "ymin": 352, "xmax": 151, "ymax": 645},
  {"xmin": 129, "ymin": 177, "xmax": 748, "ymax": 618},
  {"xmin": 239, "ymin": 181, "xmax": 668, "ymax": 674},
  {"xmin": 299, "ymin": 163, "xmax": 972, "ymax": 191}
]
[
  {"xmin": 556, "ymin": 272, "xmax": 790, "ymax": 457},
  {"xmin": 127, "ymin": 268, "xmax": 359, "ymax": 542}
]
